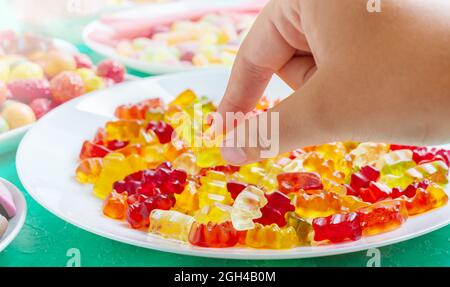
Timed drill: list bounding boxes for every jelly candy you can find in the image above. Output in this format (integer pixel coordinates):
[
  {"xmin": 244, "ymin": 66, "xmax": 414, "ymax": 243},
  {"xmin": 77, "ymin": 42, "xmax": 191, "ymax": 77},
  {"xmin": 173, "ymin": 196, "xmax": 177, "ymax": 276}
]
[
  {"xmin": 312, "ymin": 212, "xmax": 362, "ymax": 243},
  {"xmin": 188, "ymin": 221, "xmax": 242, "ymax": 248},
  {"xmin": 226, "ymin": 181, "xmax": 248, "ymax": 200},
  {"xmin": 75, "ymin": 157, "xmax": 103, "ymax": 184},
  {"xmin": 194, "ymin": 203, "xmax": 231, "ymax": 224},
  {"xmin": 358, "ymin": 200, "xmax": 408, "ymax": 236},
  {"xmin": 146, "ymin": 120, "xmax": 174, "ymax": 144},
  {"xmin": 174, "ymin": 181, "xmax": 199, "ymax": 213},
  {"xmin": 239, "ymin": 163, "xmax": 266, "ymax": 185},
  {"xmin": 149, "ymin": 209, "xmax": 194, "ymax": 242},
  {"xmin": 169, "ymin": 89, "xmax": 197, "ymax": 108},
  {"xmin": 96, "ymin": 59, "xmax": 125, "ymax": 83},
  {"xmin": 198, "ymin": 170, "xmax": 232, "ymax": 208},
  {"xmin": 29, "ymin": 97, "xmax": 53, "ymax": 119},
  {"xmin": 172, "ymin": 152, "xmax": 202, "ymax": 175},
  {"xmin": 285, "ymin": 212, "xmax": 313, "ymax": 245},
  {"xmin": 50, "ymin": 71, "xmax": 84, "ymax": 103},
  {"xmin": 254, "ymin": 191, "xmax": 295, "ymax": 227},
  {"xmin": 277, "ymin": 172, "xmax": 323, "ymax": 194},
  {"xmin": 103, "ymin": 191, "xmax": 128, "ymax": 220},
  {"xmin": 245, "ymin": 223, "xmax": 299, "ymax": 249},
  {"xmin": 348, "ymin": 165, "xmax": 380, "ymax": 196},
  {"xmin": 391, "ymin": 180, "xmax": 429, "ymax": 199},
  {"xmin": 377, "ymin": 149, "xmax": 416, "ymax": 176},
  {"xmin": 115, "ymin": 98, "xmax": 163, "ymax": 121},
  {"xmin": 105, "ymin": 120, "xmax": 142, "ymax": 142},
  {"xmin": 294, "ymin": 191, "xmax": 342, "ymax": 218},
  {"xmin": 79, "ymin": 140, "xmax": 111, "ymax": 160},
  {"xmin": 231, "ymin": 185, "xmax": 267, "ymax": 231},
  {"xmin": 404, "ymin": 183, "xmax": 448, "ymax": 215},
  {"xmin": 350, "ymin": 142, "xmax": 389, "ymax": 168},
  {"xmin": 406, "ymin": 160, "xmax": 448, "ymax": 184},
  {"xmin": 93, "ymin": 153, "xmax": 147, "ymax": 199},
  {"xmin": 126, "ymin": 193, "xmax": 176, "ymax": 229},
  {"xmin": 7, "ymin": 79, "xmax": 51, "ymax": 103},
  {"xmin": 340, "ymin": 195, "xmax": 371, "ymax": 212},
  {"xmin": 359, "ymin": 181, "xmax": 391, "ymax": 203}
]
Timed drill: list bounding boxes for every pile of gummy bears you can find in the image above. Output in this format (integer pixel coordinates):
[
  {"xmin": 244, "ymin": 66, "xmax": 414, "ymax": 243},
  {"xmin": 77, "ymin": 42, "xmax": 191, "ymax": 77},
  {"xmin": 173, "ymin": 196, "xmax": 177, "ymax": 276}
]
[{"xmin": 75, "ymin": 89, "xmax": 449, "ymax": 249}]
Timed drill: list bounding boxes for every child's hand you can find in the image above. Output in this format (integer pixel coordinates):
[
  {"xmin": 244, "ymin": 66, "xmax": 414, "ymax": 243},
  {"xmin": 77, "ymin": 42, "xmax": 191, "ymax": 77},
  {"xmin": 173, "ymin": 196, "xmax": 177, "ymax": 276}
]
[{"xmin": 218, "ymin": 0, "xmax": 450, "ymax": 165}]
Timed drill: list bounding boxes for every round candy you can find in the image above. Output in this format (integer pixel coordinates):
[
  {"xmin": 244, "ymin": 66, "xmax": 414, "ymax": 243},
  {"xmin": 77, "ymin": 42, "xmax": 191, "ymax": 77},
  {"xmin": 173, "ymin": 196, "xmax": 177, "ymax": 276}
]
[
  {"xmin": 50, "ymin": 71, "xmax": 85, "ymax": 103},
  {"xmin": 41, "ymin": 51, "xmax": 77, "ymax": 78},
  {"xmin": 73, "ymin": 53, "xmax": 93, "ymax": 69},
  {"xmin": 1, "ymin": 101, "xmax": 36, "ymax": 129},
  {"xmin": 9, "ymin": 62, "xmax": 44, "ymax": 81},
  {"xmin": 0, "ymin": 62, "xmax": 10, "ymax": 82},
  {"xmin": 75, "ymin": 68, "xmax": 105, "ymax": 93},
  {"xmin": 29, "ymin": 98, "xmax": 53, "ymax": 119},
  {"xmin": 96, "ymin": 60, "xmax": 125, "ymax": 83},
  {"xmin": 0, "ymin": 81, "xmax": 9, "ymax": 106},
  {"xmin": 0, "ymin": 116, "xmax": 9, "ymax": 133}
]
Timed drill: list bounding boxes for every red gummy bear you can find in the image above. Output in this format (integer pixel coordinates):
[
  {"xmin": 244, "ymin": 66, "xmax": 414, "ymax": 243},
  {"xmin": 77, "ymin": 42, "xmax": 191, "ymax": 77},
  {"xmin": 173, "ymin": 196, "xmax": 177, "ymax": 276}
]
[
  {"xmin": 146, "ymin": 120, "xmax": 174, "ymax": 144},
  {"xmin": 359, "ymin": 181, "xmax": 391, "ymax": 203},
  {"xmin": 277, "ymin": 172, "xmax": 323, "ymax": 194},
  {"xmin": 79, "ymin": 140, "xmax": 111, "ymax": 160},
  {"xmin": 349, "ymin": 165, "xmax": 380, "ymax": 196},
  {"xmin": 126, "ymin": 193, "xmax": 175, "ymax": 229},
  {"xmin": 226, "ymin": 181, "xmax": 248, "ymax": 200},
  {"xmin": 312, "ymin": 212, "xmax": 362, "ymax": 243},
  {"xmin": 254, "ymin": 191, "xmax": 295, "ymax": 227},
  {"xmin": 391, "ymin": 180, "xmax": 430, "ymax": 199},
  {"xmin": 188, "ymin": 221, "xmax": 243, "ymax": 248}
]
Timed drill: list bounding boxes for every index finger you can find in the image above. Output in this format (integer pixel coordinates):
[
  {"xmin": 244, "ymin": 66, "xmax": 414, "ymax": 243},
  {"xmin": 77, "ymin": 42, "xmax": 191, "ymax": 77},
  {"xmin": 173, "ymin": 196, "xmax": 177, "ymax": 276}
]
[{"xmin": 216, "ymin": 0, "xmax": 306, "ymax": 131}]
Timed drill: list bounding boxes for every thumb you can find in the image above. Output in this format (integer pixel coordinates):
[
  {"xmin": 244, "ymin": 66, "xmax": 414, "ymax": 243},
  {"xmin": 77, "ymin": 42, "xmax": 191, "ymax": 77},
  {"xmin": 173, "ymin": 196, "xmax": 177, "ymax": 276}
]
[{"xmin": 220, "ymin": 72, "xmax": 334, "ymax": 165}]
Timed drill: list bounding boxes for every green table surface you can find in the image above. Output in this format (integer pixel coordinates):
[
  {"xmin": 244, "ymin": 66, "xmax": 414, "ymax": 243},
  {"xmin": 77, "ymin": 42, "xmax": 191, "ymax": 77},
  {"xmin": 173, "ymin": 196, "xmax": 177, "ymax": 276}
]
[{"xmin": 0, "ymin": 2, "xmax": 449, "ymax": 267}]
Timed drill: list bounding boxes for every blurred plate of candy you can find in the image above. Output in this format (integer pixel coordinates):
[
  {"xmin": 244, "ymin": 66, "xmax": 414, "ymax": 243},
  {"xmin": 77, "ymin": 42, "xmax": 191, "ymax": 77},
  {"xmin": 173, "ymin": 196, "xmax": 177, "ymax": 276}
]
[
  {"xmin": 0, "ymin": 178, "xmax": 27, "ymax": 252},
  {"xmin": 0, "ymin": 31, "xmax": 132, "ymax": 154},
  {"xmin": 83, "ymin": 0, "xmax": 266, "ymax": 74},
  {"xmin": 16, "ymin": 69, "xmax": 450, "ymax": 259}
]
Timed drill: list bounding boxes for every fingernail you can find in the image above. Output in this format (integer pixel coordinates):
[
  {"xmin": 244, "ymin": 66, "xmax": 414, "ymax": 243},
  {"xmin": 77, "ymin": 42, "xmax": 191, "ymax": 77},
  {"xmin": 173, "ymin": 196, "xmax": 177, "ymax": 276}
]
[{"xmin": 220, "ymin": 147, "xmax": 248, "ymax": 165}]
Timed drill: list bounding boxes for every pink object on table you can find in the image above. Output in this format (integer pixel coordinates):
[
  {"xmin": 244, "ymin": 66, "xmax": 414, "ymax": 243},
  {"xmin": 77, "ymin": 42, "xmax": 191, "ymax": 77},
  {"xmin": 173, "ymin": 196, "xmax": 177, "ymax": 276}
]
[
  {"xmin": 0, "ymin": 181, "xmax": 16, "ymax": 218},
  {"xmin": 87, "ymin": 0, "xmax": 267, "ymax": 47}
]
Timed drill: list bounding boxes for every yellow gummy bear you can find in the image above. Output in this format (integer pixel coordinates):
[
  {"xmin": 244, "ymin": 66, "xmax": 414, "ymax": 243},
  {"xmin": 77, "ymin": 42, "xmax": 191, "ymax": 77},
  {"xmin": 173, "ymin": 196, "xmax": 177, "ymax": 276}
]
[
  {"xmin": 174, "ymin": 181, "xmax": 199, "ymax": 214},
  {"xmin": 93, "ymin": 153, "xmax": 147, "ymax": 199},
  {"xmin": 245, "ymin": 223, "xmax": 299, "ymax": 249},
  {"xmin": 149, "ymin": 209, "xmax": 195, "ymax": 242},
  {"xmin": 194, "ymin": 203, "xmax": 231, "ymax": 224}
]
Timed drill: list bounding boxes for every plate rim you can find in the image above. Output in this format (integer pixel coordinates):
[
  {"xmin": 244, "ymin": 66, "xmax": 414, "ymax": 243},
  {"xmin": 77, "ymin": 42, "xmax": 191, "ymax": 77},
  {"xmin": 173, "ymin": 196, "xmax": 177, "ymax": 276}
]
[
  {"xmin": 0, "ymin": 178, "xmax": 28, "ymax": 253},
  {"xmin": 15, "ymin": 71, "xmax": 450, "ymax": 260}
]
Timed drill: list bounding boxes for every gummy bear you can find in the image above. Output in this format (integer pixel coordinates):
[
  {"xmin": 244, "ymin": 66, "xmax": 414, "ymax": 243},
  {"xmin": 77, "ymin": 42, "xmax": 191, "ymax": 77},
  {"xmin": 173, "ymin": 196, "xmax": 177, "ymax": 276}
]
[
  {"xmin": 277, "ymin": 172, "xmax": 323, "ymax": 194},
  {"xmin": 254, "ymin": 191, "xmax": 295, "ymax": 227},
  {"xmin": 172, "ymin": 152, "xmax": 202, "ymax": 175},
  {"xmin": 312, "ymin": 212, "xmax": 362, "ymax": 243},
  {"xmin": 194, "ymin": 203, "xmax": 231, "ymax": 224},
  {"xmin": 377, "ymin": 149, "xmax": 416, "ymax": 176},
  {"xmin": 79, "ymin": 140, "xmax": 110, "ymax": 160},
  {"xmin": 126, "ymin": 193, "xmax": 176, "ymax": 229},
  {"xmin": 103, "ymin": 191, "xmax": 128, "ymax": 220},
  {"xmin": 406, "ymin": 160, "xmax": 448, "ymax": 184},
  {"xmin": 231, "ymin": 185, "xmax": 268, "ymax": 231},
  {"xmin": 198, "ymin": 170, "xmax": 232, "ymax": 208},
  {"xmin": 146, "ymin": 120, "xmax": 174, "ymax": 144},
  {"xmin": 105, "ymin": 120, "xmax": 142, "ymax": 142},
  {"xmin": 115, "ymin": 98, "xmax": 163, "ymax": 121},
  {"xmin": 359, "ymin": 181, "xmax": 391, "ymax": 203},
  {"xmin": 174, "ymin": 181, "xmax": 199, "ymax": 213},
  {"xmin": 226, "ymin": 181, "xmax": 248, "ymax": 200},
  {"xmin": 294, "ymin": 191, "xmax": 342, "ymax": 218},
  {"xmin": 149, "ymin": 209, "xmax": 195, "ymax": 242},
  {"xmin": 348, "ymin": 165, "xmax": 380, "ymax": 196},
  {"xmin": 238, "ymin": 163, "xmax": 266, "ymax": 185},
  {"xmin": 245, "ymin": 223, "xmax": 299, "ymax": 249},
  {"xmin": 358, "ymin": 200, "xmax": 408, "ymax": 236},
  {"xmin": 188, "ymin": 221, "xmax": 242, "ymax": 248},
  {"xmin": 94, "ymin": 153, "xmax": 147, "ymax": 199},
  {"xmin": 75, "ymin": 157, "xmax": 103, "ymax": 184},
  {"xmin": 350, "ymin": 142, "xmax": 389, "ymax": 168},
  {"xmin": 285, "ymin": 212, "xmax": 313, "ymax": 245},
  {"xmin": 404, "ymin": 183, "xmax": 448, "ymax": 215}
]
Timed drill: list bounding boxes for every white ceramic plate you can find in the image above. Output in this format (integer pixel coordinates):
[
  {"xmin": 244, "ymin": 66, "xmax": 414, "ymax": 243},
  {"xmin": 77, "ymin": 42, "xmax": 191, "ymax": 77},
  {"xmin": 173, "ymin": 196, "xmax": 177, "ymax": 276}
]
[
  {"xmin": 0, "ymin": 178, "xmax": 27, "ymax": 252},
  {"xmin": 16, "ymin": 69, "xmax": 450, "ymax": 259},
  {"xmin": 82, "ymin": 0, "xmax": 258, "ymax": 75}
]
